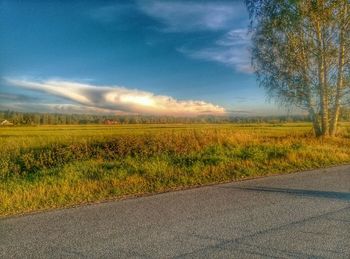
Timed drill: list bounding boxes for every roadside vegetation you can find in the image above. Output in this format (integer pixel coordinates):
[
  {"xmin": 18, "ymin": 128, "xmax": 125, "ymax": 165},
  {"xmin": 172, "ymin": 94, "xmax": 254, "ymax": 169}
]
[{"xmin": 1, "ymin": 123, "xmax": 350, "ymax": 216}]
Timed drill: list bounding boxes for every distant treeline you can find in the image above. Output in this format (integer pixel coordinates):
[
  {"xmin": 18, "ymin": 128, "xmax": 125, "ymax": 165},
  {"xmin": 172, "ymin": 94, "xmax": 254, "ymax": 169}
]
[
  {"xmin": 0, "ymin": 110, "xmax": 325, "ymax": 125},
  {"xmin": 0, "ymin": 110, "xmax": 321, "ymax": 125}
]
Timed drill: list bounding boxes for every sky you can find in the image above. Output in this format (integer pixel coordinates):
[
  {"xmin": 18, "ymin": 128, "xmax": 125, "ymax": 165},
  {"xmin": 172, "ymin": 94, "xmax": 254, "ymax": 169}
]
[{"xmin": 0, "ymin": 0, "xmax": 288, "ymax": 116}]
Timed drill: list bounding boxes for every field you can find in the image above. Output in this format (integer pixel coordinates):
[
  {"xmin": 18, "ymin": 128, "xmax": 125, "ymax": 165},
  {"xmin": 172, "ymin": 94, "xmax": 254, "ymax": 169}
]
[{"xmin": 1, "ymin": 123, "xmax": 350, "ymax": 216}]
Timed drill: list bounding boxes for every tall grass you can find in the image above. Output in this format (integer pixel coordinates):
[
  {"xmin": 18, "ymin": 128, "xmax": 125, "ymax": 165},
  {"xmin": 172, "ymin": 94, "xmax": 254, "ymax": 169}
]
[{"xmin": 1, "ymin": 123, "xmax": 350, "ymax": 216}]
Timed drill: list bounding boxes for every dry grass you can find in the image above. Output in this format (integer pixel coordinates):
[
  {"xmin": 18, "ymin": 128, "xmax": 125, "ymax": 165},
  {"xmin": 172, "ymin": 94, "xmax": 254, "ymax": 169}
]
[{"xmin": 1, "ymin": 123, "xmax": 350, "ymax": 216}]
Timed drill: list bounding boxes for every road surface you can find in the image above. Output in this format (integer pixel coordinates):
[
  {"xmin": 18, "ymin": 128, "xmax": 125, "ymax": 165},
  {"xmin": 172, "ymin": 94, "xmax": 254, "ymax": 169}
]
[{"xmin": 1, "ymin": 165, "xmax": 350, "ymax": 258}]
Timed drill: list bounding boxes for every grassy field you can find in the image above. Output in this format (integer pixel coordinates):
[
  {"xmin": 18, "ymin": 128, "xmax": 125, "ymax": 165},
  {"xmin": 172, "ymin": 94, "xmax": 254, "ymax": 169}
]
[{"xmin": 1, "ymin": 123, "xmax": 350, "ymax": 216}]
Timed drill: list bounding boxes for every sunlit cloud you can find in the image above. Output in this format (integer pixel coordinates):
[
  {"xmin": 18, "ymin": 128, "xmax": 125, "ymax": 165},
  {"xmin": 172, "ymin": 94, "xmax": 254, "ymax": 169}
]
[
  {"xmin": 5, "ymin": 78, "xmax": 226, "ymax": 116},
  {"xmin": 138, "ymin": 1, "xmax": 243, "ymax": 32}
]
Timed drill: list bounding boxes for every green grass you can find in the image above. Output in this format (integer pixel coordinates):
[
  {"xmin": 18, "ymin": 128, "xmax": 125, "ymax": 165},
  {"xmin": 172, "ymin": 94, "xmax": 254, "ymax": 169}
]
[{"xmin": 1, "ymin": 123, "xmax": 350, "ymax": 216}]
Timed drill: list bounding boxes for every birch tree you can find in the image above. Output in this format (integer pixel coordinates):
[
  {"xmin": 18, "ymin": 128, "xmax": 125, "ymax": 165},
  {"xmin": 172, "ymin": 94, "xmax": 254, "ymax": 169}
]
[{"xmin": 246, "ymin": 0, "xmax": 350, "ymax": 136}]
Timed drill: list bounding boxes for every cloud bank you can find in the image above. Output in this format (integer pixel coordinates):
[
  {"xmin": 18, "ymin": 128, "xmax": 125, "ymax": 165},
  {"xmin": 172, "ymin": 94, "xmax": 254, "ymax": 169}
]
[{"xmin": 5, "ymin": 78, "xmax": 226, "ymax": 116}]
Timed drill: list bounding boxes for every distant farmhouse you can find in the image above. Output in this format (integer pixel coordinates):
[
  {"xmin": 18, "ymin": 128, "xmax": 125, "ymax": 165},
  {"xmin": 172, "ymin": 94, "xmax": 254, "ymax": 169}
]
[
  {"xmin": 104, "ymin": 120, "xmax": 119, "ymax": 125},
  {"xmin": 0, "ymin": 120, "xmax": 14, "ymax": 126}
]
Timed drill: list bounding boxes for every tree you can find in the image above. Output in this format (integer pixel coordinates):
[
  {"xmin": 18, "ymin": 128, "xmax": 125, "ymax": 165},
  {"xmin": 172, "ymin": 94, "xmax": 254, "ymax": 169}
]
[{"xmin": 246, "ymin": 0, "xmax": 350, "ymax": 136}]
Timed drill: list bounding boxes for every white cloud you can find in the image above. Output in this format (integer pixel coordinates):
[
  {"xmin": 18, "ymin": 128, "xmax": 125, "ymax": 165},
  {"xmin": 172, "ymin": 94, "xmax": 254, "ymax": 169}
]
[
  {"xmin": 139, "ymin": 1, "xmax": 244, "ymax": 32},
  {"xmin": 179, "ymin": 29, "xmax": 253, "ymax": 73},
  {"xmin": 5, "ymin": 78, "xmax": 226, "ymax": 116},
  {"xmin": 216, "ymin": 29, "xmax": 251, "ymax": 46}
]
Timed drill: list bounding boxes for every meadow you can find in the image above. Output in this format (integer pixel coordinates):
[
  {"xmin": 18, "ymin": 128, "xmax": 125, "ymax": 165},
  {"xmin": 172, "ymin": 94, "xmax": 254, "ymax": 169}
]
[{"xmin": 1, "ymin": 123, "xmax": 350, "ymax": 216}]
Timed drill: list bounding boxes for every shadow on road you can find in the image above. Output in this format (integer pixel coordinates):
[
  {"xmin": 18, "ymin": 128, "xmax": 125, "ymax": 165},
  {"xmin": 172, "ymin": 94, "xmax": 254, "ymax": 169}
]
[{"xmin": 221, "ymin": 186, "xmax": 350, "ymax": 201}]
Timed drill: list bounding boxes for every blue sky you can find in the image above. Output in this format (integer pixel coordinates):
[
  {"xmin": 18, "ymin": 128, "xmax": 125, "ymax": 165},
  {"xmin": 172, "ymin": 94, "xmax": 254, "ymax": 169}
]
[{"xmin": 0, "ymin": 0, "xmax": 285, "ymax": 116}]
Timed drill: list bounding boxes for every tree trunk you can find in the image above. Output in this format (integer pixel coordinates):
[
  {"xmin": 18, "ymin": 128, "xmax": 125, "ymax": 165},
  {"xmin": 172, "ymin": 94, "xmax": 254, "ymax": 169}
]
[
  {"xmin": 309, "ymin": 108, "xmax": 322, "ymax": 136},
  {"xmin": 322, "ymin": 58, "xmax": 329, "ymax": 136},
  {"xmin": 330, "ymin": 3, "xmax": 347, "ymax": 136},
  {"xmin": 299, "ymin": 27, "xmax": 321, "ymax": 137},
  {"xmin": 315, "ymin": 19, "xmax": 329, "ymax": 136}
]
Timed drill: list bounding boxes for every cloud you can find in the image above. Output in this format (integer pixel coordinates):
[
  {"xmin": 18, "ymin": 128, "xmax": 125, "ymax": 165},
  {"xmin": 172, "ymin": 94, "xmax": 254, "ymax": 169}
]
[
  {"xmin": 138, "ymin": 1, "xmax": 252, "ymax": 73},
  {"xmin": 5, "ymin": 78, "xmax": 226, "ymax": 116},
  {"xmin": 216, "ymin": 29, "xmax": 251, "ymax": 46},
  {"xmin": 87, "ymin": 1, "xmax": 251, "ymax": 73},
  {"xmin": 178, "ymin": 29, "xmax": 253, "ymax": 73},
  {"xmin": 139, "ymin": 1, "xmax": 243, "ymax": 32}
]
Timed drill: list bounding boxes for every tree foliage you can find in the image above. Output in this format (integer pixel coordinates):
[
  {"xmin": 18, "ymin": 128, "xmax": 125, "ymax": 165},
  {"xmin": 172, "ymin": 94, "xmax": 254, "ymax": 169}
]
[{"xmin": 246, "ymin": 0, "xmax": 350, "ymax": 136}]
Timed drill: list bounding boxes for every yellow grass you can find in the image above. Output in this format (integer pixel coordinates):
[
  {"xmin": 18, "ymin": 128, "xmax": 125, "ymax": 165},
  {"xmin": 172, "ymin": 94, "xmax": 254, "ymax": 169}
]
[{"xmin": 1, "ymin": 123, "xmax": 350, "ymax": 216}]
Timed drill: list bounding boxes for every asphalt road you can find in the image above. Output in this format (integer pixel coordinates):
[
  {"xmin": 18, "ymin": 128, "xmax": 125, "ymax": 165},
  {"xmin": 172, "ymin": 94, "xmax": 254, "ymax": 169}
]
[{"xmin": 1, "ymin": 166, "xmax": 350, "ymax": 258}]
